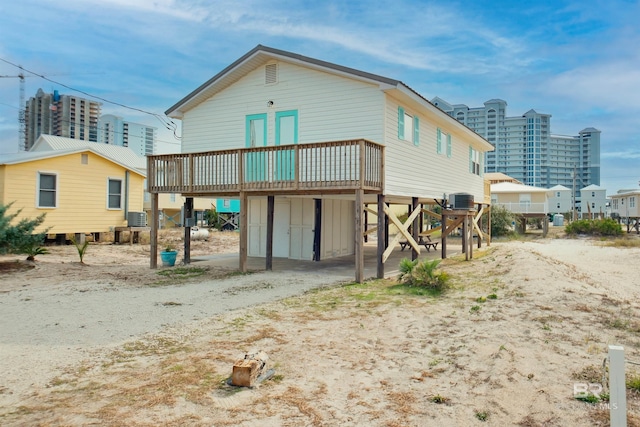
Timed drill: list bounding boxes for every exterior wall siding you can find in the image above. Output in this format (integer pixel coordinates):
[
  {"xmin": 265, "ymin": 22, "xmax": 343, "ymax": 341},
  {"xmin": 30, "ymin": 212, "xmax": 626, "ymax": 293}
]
[
  {"xmin": 181, "ymin": 61, "xmax": 385, "ymax": 152},
  {"xmin": 1, "ymin": 153, "xmax": 144, "ymax": 234},
  {"xmin": 384, "ymin": 95, "xmax": 487, "ymax": 201}
]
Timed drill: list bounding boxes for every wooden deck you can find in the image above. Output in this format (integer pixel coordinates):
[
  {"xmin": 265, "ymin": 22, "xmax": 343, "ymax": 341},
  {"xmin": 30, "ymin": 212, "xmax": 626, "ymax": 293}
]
[{"xmin": 147, "ymin": 139, "xmax": 384, "ymax": 196}]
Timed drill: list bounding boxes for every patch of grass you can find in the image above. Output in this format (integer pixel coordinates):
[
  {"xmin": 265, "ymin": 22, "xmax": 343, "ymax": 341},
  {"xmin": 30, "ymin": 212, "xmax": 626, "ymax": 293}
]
[
  {"xmin": 487, "ymin": 293, "xmax": 498, "ymax": 300},
  {"xmin": 572, "ymin": 365, "xmax": 602, "ymax": 383},
  {"xmin": 608, "ymin": 317, "xmax": 630, "ymax": 330},
  {"xmin": 470, "ymin": 305, "xmax": 481, "ymax": 314},
  {"xmin": 575, "ymin": 393, "xmax": 600, "ymax": 404},
  {"xmin": 386, "ymin": 283, "xmax": 444, "ymax": 297},
  {"xmin": 602, "ymin": 237, "xmax": 640, "ymax": 248},
  {"xmin": 475, "ymin": 410, "xmax": 489, "ymax": 421},
  {"xmin": 475, "ymin": 296, "xmax": 487, "ymax": 303},
  {"xmin": 429, "ymin": 394, "xmax": 450, "ymax": 404},
  {"xmin": 627, "ymin": 372, "xmax": 640, "ymax": 392}
]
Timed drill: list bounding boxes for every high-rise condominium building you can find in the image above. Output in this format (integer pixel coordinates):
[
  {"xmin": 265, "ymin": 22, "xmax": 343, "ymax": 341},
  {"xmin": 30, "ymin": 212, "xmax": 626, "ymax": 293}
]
[
  {"xmin": 431, "ymin": 97, "xmax": 600, "ymax": 193},
  {"xmin": 24, "ymin": 89, "xmax": 101, "ymax": 150},
  {"xmin": 98, "ymin": 114, "xmax": 157, "ymax": 156}
]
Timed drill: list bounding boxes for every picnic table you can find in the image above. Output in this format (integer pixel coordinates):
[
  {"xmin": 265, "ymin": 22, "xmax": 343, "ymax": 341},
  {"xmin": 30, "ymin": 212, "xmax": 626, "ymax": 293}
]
[{"xmin": 399, "ymin": 235, "xmax": 439, "ymax": 252}]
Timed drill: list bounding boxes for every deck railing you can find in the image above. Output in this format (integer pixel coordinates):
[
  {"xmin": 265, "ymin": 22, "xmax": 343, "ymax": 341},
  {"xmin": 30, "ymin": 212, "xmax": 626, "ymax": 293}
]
[
  {"xmin": 147, "ymin": 139, "xmax": 384, "ymax": 194},
  {"xmin": 494, "ymin": 202, "xmax": 548, "ymax": 214}
]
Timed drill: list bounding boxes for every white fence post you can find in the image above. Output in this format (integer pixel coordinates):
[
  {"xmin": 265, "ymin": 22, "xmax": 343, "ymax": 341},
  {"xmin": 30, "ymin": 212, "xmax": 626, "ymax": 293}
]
[{"xmin": 609, "ymin": 344, "xmax": 627, "ymax": 427}]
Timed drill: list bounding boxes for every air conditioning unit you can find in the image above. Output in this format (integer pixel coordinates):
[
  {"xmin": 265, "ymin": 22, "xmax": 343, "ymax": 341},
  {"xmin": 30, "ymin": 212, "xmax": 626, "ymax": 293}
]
[
  {"xmin": 127, "ymin": 211, "xmax": 147, "ymax": 227},
  {"xmin": 451, "ymin": 193, "xmax": 474, "ymax": 210}
]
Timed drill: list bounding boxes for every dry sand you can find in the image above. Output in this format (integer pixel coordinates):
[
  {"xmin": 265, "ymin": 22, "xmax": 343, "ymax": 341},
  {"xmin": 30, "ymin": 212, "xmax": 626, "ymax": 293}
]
[{"xmin": 2, "ymin": 230, "xmax": 640, "ymax": 426}]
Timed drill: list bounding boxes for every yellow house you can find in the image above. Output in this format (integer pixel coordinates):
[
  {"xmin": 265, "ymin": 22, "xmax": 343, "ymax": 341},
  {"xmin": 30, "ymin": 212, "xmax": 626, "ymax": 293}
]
[
  {"xmin": 0, "ymin": 139, "xmax": 145, "ymax": 239},
  {"xmin": 28, "ymin": 134, "xmax": 218, "ymax": 229}
]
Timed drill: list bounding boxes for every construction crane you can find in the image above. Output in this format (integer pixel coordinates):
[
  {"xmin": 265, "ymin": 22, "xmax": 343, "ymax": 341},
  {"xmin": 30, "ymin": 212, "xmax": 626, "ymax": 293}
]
[{"xmin": 0, "ymin": 66, "xmax": 27, "ymax": 151}]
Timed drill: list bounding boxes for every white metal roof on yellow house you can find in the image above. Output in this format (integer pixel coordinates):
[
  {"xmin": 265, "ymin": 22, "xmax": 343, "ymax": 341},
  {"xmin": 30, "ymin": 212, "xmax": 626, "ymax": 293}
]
[
  {"xmin": 0, "ymin": 146, "xmax": 146, "ymax": 177},
  {"xmin": 490, "ymin": 182, "xmax": 553, "ymax": 193},
  {"xmin": 31, "ymin": 135, "xmax": 147, "ymax": 172}
]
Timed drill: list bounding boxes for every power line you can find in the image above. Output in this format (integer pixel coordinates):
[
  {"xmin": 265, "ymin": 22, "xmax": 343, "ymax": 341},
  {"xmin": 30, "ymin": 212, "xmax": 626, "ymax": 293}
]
[{"xmin": 0, "ymin": 57, "xmax": 181, "ymax": 140}]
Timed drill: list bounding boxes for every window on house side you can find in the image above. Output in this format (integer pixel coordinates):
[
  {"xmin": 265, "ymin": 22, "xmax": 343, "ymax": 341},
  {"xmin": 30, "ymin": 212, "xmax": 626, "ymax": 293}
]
[
  {"xmin": 469, "ymin": 147, "xmax": 481, "ymax": 176},
  {"xmin": 108, "ymin": 179, "xmax": 122, "ymax": 209},
  {"xmin": 398, "ymin": 107, "xmax": 419, "ymax": 145},
  {"xmin": 38, "ymin": 173, "xmax": 57, "ymax": 208}
]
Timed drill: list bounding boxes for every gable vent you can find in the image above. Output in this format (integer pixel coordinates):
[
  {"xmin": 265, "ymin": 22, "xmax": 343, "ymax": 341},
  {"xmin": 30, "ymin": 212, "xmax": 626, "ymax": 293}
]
[{"xmin": 265, "ymin": 63, "xmax": 277, "ymax": 84}]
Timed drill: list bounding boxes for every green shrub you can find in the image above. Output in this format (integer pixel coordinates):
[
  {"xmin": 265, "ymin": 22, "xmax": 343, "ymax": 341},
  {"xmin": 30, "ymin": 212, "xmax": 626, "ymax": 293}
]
[
  {"xmin": 204, "ymin": 208, "xmax": 221, "ymax": 230},
  {"xmin": 0, "ymin": 202, "xmax": 48, "ymax": 260},
  {"xmin": 398, "ymin": 258, "xmax": 450, "ymax": 291},
  {"xmin": 489, "ymin": 205, "xmax": 516, "ymax": 237},
  {"xmin": 565, "ymin": 218, "xmax": 622, "ymax": 236}
]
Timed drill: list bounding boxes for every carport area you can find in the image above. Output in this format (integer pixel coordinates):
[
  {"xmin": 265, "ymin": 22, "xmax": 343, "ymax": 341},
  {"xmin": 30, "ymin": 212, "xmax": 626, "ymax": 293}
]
[{"xmin": 192, "ymin": 239, "xmax": 469, "ymax": 282}]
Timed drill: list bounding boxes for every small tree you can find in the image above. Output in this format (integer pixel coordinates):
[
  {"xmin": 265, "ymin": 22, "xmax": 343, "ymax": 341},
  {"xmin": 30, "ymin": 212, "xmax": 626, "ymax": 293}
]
[
  {"xmin": 490, "ymin": 205, "xmax": 516, "ymax": 237},
  {"xmin": 204, "ymin": 207, "xmax": 220, "ymax": 230},
  {"xmin": 0, "ymin": 202, "xmax": 48, "ymax": 260}
]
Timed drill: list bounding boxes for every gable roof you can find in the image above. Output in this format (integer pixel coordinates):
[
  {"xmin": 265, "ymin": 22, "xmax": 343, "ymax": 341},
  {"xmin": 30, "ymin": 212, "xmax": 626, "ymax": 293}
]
[
  {"xmin": 31, "ymin": 135, "xmax": 147, "ymax": 173},
  {"xmin": 166, "ymin": 45, "xmax": 494, "ymax": 152},
  {"xmin": 581, "ymin": 184, "xmax": 605, "ymax": 191},
  {"xmin": 166, "ymin": 45, "xmax": 399, "ymax": 117},
  {"xmin": 491, "ymin": 182, "xmax": 553, "ymax": 194},
  {"xmin": 484, "ymin": 172, "xmax": 522, "ymax": 184},
  {"xmin": 549, "ymin": 185, "xmax": 571, "ymax": 191}
]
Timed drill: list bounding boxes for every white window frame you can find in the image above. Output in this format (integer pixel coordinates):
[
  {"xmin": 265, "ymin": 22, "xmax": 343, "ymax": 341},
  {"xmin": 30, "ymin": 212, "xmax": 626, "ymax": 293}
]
[
  {"xmin": 107, "ymin": 178, "xmax": 123, "ymax": 210},
  {"xmin": 37, "ymin": 171, "xmax": 58, "ymax": 208}
]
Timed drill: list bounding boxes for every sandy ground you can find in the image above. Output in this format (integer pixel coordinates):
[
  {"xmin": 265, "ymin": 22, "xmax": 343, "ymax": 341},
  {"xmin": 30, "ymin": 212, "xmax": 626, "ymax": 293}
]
[{"xmin": 2, "ymin": 229, "xmax": 640, "ymax": 426}]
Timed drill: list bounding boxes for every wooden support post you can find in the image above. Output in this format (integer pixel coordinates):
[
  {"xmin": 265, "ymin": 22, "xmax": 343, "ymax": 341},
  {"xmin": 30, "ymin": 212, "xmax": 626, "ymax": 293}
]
[
  {"xmin": 239, "ymin": 192, "xmax": 248, "ymax": 273},
  {"xmin": 364, "ymin": 205, "xmax": 368, "ymax": 243},
  {"xmin": 266, "ymin": 195, "xmax": 274, "ymax": 271},
  {"xmin": 150, "ymin": 193, "xmax": 158, "ymax": 269},
  {"xmin": 313, "ymin": 199, "xmax": 322, "ymax": 262},
  {"xmin": 487, "ymin": 206, "xmax": 492, "ymax": 246},
  {"xmin": 441, "ymin": 212, "xmax": 447, "ymax": 259},
  {"xmin": 462, "ymin": 214, "xmax": 468, "ymax": 259},
  {"xmin": 355, "ymin": 189, "xmax": 364, "ymax": 284},
  {"xmin": 543, "ymin": 214, "xmax": 548, "ymax": 237},
  {"xmin": 184, "ymin": 197, "xmax": 193, "ymax": 265},
  {"xmin": 468, "ymin": 214, "xmax": 473, "ymax": 260},
  {"xmin": 377, "ymin": 194, "xmax": 385, "ymax": 279},
  {"xmin": 412, "ymin": 197, "xmax": 419, "ymax": 261},
  {"xmin": 477, "ymin": 205, "xmax": 482, "ymax": 249},
  {"xmin": 609, "ymin": 345, "xmax": 627, "ymax": 426}
]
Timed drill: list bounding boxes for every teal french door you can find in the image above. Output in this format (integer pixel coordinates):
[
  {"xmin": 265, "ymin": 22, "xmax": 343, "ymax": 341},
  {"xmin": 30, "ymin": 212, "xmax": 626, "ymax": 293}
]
[
  {"xmin": 245, "ymin": 114, "xmax": 267, "ymax": 181},
  {"xmin": 275, "ymin": 110, "xmax": 298, "ymax": 181}
]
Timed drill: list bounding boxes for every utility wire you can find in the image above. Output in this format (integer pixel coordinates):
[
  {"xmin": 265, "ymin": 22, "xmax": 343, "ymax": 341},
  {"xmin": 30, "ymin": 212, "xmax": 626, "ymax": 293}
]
[{"xmin": 0, "ymin": 57, "xmax": 181, "ymax": 140}]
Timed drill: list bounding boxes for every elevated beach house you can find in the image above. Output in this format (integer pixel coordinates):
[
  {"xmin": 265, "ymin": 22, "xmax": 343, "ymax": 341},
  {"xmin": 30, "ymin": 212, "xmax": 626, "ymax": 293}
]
[
  {"xmin": 147, "ymin": 45, "xmax": 494, "ymax": 281},
  {"xmin": 490, "ymin": 181, "xmax": 553, "ymax": 236},
  {"xmin": 610, "ymin": 189, "xmax": 640, "ymax": 233}
]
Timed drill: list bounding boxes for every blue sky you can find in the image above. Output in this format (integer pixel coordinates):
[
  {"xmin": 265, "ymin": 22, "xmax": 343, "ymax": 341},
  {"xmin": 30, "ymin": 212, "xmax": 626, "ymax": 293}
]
[{"xmin": 1, "ymin": 0, "xmax": 639, "ymax": 193}]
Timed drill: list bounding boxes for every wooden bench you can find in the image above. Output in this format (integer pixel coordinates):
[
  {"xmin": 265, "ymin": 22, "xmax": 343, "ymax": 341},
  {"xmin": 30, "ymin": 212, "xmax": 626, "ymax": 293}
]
[{"xmin": 399, "ymin": 236, "xmax": 439, "ymax": 252}]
